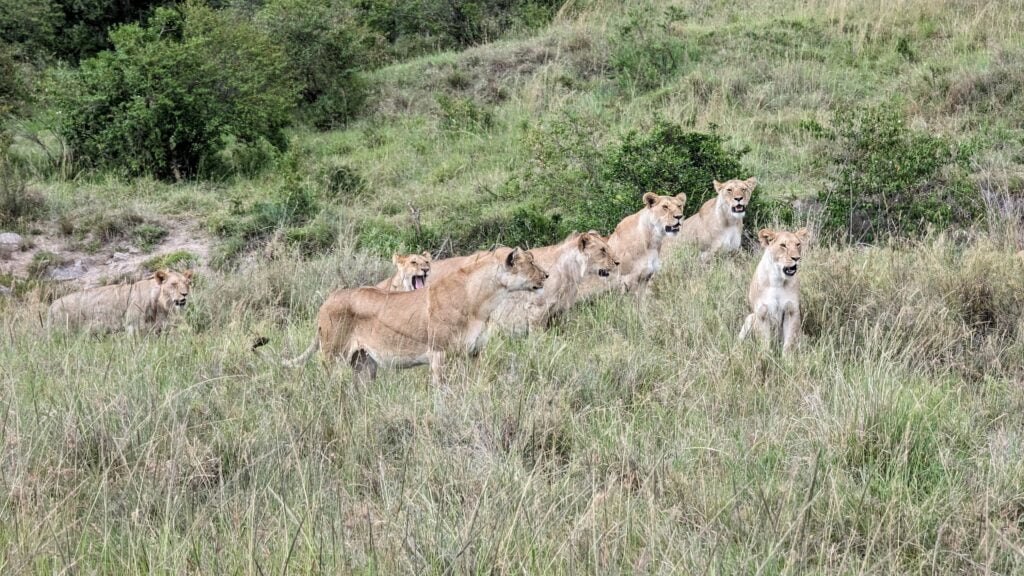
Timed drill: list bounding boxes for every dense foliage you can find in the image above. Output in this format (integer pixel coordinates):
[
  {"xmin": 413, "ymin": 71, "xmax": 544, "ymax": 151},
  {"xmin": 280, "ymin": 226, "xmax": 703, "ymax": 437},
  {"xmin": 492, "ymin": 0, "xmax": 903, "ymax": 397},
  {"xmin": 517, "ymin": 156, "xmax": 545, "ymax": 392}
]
[
  {"xmin": 53, "ymin": 4, "xmax": 300, "ymax": 180},
  {"xmin": 820, "ymin": 102, "xmax": 982, "ymax": 242},
  {"xmin": 257, "ymin": 0, "xmax": 381, "ymax": 128}
]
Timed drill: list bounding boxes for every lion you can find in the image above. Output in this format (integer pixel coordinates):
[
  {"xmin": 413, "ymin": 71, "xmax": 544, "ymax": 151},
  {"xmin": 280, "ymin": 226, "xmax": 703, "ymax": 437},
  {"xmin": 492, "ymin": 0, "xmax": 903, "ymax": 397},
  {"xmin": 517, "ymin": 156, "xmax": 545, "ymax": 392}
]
[
  {"xmin": 738, "ymin": 227, "xmax": 808, "ymax": 353},
  {"xmin": 600, "ymin": 192, "xmax": 686, "ymax": 294},
  {"xmin": 676, "ymin": 177, "xmax": 757, "ymax": 261},
  {"xmin": 283, "ymin": 247, "xmax": 548, "ymax": 385},
  {"xmin": 375, "ymin": 251, "xmax": 432, "ymax": 291},
  {"xmin": 489, "ymin": 231, "xmax": 619, "ymax": 334},
  {"xmin": 47, "ymin": 269, "xmax": 193, "ymax": 335}
]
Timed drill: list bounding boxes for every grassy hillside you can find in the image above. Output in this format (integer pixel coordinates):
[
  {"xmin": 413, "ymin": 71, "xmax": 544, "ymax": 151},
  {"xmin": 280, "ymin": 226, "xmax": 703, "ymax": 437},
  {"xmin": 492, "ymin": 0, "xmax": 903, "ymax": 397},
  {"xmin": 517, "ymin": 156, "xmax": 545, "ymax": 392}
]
[{"xmin": 2, "ymin": 0, "xmax": 1024, "ymax": 572}]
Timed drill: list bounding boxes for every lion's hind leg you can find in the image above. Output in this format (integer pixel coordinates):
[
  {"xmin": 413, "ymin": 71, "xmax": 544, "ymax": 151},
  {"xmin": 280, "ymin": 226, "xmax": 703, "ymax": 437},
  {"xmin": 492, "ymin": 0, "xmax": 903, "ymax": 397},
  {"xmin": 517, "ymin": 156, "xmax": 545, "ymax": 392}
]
[{"xmin": 350, "ymin": 349, "xmax": 378, "ymax": 385}]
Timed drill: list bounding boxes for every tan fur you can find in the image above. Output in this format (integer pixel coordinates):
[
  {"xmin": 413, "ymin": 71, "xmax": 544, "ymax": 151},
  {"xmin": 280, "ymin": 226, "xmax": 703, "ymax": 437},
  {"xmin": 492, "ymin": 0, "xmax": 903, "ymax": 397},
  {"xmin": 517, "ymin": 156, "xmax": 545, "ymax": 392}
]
[
  {"xmin": 738, "ymin": 228, "xmax": 808, "ymax": 353},
  {"xmin": 676, "ymin": 177, "xmax": 757, "ymax": 261},
  {"xmin": 375, "ymin": 251, "xmax": 432, "ymax": 291},
  {"xmin": 47, "ymin": 269, "xmax": 193, "ymax": 335},
  {"xmin": 283, "ymin": 248, "xmax": 548, "ymax": 385},
  {"xmin": 490, "ymin": 231, "xmax": 619, "ymax": 334},
  {"xmin": 604, "ymin": 192, "xmax": 686, "ymax": 294}
]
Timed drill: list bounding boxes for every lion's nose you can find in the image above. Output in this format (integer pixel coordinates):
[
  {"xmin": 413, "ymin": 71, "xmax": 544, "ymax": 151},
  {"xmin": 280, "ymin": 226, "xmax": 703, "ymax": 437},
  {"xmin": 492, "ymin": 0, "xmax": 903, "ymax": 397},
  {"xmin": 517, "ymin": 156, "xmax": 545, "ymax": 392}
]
[
  {"xmin": 791, "ymin": 256, "xmax": 800, "ymax": 261},
  {"xmin": 734, "ymin": 197, "xmax": 744, "ymax": 202},
  {"xmin": 614, "ymin": 260, "xmax": 621, "ymax": 266}
]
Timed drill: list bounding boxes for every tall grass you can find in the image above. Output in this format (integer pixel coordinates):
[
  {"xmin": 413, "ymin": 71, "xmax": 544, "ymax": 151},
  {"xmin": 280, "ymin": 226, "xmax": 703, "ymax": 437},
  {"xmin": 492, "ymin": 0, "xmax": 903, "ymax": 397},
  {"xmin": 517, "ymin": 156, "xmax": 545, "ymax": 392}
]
[{"xmin": 2, "ymin": 233, "xmax": 1023, "ymax": 573}]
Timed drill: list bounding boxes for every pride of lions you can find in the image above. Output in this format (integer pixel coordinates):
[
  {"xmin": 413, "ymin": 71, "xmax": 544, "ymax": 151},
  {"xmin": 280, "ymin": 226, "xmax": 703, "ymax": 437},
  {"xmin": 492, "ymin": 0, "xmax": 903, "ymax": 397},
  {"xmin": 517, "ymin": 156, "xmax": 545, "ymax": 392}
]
[{"xmin": 46, "ymin": 178, "xmax": 808, "ymax": 384}]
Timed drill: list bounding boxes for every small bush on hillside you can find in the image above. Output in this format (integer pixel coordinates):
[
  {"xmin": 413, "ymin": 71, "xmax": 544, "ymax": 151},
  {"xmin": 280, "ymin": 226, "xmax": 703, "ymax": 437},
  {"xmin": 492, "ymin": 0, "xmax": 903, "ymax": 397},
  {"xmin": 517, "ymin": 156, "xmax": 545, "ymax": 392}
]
[
  {"xmin": 257, "ymin": 0, "xmax": 380, "ymax": 128},
  {"xmin": 610, "ymin": 7, "xmax": 695, "ymax": 93},
  {"xmin": 436, "ymin": 94, "xmax": 495, "ymax": 132},
  {"xmin": 355, "ymin": 0, "xmax": 561, "ymax": 60},
  {"xmin": 320, "ymin": 160, "xmax": 368, "ymax": 200},
  {"xmin": 820, "ymin": 102, "xmax": 983, "ymax": 242},
  {"xmin": 54, "ymin": 4, "xmax": 299, "ymax": 181}
]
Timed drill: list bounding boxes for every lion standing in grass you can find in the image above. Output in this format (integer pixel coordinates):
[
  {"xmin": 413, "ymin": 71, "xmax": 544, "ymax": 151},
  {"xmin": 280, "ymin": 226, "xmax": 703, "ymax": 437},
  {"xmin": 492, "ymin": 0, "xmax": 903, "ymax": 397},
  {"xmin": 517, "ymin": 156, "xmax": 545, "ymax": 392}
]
[
  {"xmin": 284, "ymin": 248, "xmax": 547, "ymax": 385},
  {"xmin": 47, "ymin": 269, "xmax": 193, "ymax": 335}
]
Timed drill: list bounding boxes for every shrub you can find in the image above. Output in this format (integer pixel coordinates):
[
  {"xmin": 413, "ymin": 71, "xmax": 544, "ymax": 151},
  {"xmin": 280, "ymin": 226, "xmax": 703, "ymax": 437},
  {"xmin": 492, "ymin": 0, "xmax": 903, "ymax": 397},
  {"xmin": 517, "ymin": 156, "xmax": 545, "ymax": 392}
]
[
  {"xmin": 436, "ymin": 94, "xmax": 495, "ymax": 132},
  {"xmin": 605, "ymin": 121, "xmax": 746, "ymax": 218},
  {"xmin": 355, "ymin": 0, "xmax": 561, "ymax": 60},
  {"xmin": 0, "ymin": 0, "xmax": 61, "ymax": 62},
  {"xmin": 610, "ymin": 7, "xmax": 696, "ymax": 93},
  {"xmin": 820, "ymin": 102, "xmax": 983, "ymax": 242},
  {"xmin": 54, "ymin": 3, "xmax": 300, "ymax": 180},
  {"xmin": 321, "ymin": 161, "xmax": 368, "ymax": 201},
  {"xmin": 257, "ymin": 0, "xmax": 380, "ymax": 128}
]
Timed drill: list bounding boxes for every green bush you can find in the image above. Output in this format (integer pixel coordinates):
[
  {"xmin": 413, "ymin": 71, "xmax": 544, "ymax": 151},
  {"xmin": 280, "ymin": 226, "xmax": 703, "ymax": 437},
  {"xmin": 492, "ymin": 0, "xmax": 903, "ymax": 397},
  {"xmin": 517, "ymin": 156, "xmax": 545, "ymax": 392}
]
[
  {"xmin": 605, "ymin": 121, "xmax": 745, "ymax": 218},
  {"xmin": 820, "ymin": 102, "xmax": 982, "ymax": 242},
  {"xmin": 257, "ymin": 0, "xmax": 380, "ymax": 128},
  {"xmin": 436, "ymin": 94, "xmax": 495, "ymax": 132},
  {"xmin": 54, "ymin": 3, "xmax": 300, "ymax": 180},
  {"xmin": 355, "ymin": 0, "xmax": 561, "ymax": 60},
  {"xmin": 610, "ymin": 7, "xmax": 696, "ymax": 93},
  {"xmin": 0, "ymin": 0, "xmax": 62, "ymax": 62}
]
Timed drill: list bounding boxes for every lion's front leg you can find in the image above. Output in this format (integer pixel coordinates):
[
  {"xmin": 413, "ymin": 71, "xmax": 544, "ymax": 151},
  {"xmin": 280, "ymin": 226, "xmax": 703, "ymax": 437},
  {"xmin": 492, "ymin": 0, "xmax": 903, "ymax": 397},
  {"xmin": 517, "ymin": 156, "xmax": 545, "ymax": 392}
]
[{"xmin": 782, "ymin": 304, "xmax": 801, "ymax": 354}]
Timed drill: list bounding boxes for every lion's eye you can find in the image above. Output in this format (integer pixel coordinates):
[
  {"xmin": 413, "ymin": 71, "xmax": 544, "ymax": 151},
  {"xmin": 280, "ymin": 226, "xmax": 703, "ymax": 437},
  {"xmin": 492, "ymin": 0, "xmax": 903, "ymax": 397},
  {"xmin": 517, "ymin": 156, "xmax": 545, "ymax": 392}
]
[{"xmin": 780, "ymin": 243, "xmax": 787, "ymax": 248}]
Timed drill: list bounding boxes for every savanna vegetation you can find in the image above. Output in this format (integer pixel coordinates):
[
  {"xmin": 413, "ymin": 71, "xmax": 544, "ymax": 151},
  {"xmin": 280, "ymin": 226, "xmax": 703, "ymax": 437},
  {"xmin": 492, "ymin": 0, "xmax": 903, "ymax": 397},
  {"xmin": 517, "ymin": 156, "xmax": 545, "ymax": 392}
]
[{"xmin": 2, "ymin": 0, "xmax": 1023, "ymax": 572}]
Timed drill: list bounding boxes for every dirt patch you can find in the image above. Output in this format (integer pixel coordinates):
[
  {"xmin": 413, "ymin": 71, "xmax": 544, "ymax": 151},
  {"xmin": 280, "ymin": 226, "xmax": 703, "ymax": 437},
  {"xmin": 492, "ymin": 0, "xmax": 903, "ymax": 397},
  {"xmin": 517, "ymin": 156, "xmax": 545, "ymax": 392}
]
[{"xmin": 1, "ymin": 222, "xmax": 212, "ymax": 290}]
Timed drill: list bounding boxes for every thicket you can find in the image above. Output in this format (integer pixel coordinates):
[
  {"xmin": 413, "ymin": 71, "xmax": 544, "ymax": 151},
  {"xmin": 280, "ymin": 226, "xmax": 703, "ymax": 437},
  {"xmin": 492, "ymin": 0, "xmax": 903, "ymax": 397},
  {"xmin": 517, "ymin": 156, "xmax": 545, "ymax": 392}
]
[
  {"xmin": 256, "ymin": 0, "xmax": 381, "ymax": 128},
  {"xmin": 53, "ymin": 4, "xmax": 300, "ymax": 180},
  {"xmin": 819, "ymin": 102, "xmax": 983, "ymax": 242}
]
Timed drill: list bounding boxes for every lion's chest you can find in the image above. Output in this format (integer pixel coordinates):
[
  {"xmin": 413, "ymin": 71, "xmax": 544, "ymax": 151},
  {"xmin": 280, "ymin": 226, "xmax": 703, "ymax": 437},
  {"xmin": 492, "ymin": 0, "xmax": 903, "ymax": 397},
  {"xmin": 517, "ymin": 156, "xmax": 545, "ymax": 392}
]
[
  {"xmin": 756, "ymin": 287, "xmax": 798, "ymax": 323},
  {"xmin": 719, "ymin": 226, "xmax": 741, "ymax": 252},
  {"xmin": 642, "ymin": 249, "xmax": 661, "ymax": 279}
]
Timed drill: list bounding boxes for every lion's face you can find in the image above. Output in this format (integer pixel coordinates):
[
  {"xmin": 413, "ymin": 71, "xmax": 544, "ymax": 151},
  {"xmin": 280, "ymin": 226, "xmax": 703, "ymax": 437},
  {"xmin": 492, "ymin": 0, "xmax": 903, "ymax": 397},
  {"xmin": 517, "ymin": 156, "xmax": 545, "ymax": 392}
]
[
  {"xmin": 154, "ymin": 269, "xmax": 193, "ymax": 309},
  {"xmin": 500, "ymin": 248, "xmax": 548, "ymax": 292},
  {"xmin": 714, "ymin": 177, "xmax": 757, "ymax": 219},
  {"xmin": 392, "ymin": 251, "xmax": 432, "ymax": 291},
  {"xmin": 643, "ymin": 192, "xmax": 687, "ymax": 235},
  {"xmin": 578, "ymin": 231, "xmax": 619, "ymax": 277},
  {"xmin": 759, "ymin": 228, "xmax": 808, "ymax": 277}
]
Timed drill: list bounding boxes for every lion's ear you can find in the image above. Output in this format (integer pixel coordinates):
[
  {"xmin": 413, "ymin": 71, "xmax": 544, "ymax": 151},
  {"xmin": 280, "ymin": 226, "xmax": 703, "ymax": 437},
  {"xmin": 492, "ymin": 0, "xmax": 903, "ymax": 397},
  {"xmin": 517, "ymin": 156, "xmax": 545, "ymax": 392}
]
[
  {"xmin": 505, "ymin": 248, "xmax": 518, "ymax": 269},
  {"xmin": 183, "ymin": 269, "xmax": 193, "ymax": 281},
  {"xmin": 154, "ymin": 269, "xmax": 168, "ymax": 284},
  {"xmin": 713, "ymin": 180, "xmax": 724, "ymax": 193},
  {"xmin": 643, "ymin": 192, "xmax": 658, "ymax": 208},
  {"xmin": 391, "ymin": 252, "xmax": 401, "ymax": 265},
  {"xmin": 422, "ymin": 251, "xmax": 432, "ymax": 261},
  {"xmin": 675, "ymin": 192, "xmax": 687, "ymax": 206},
  {"xmin": 795, "ymin": 227, "xmax": 810, "ymax": 242},
  {"xmin": 745, "ymin": 177, "xmax": 758, "ymax": 190},
  {"xmin": 578, "ymin": 233, "xmax": 591, "ymax": 251},
  {"xmin": 758, "ymin": 229, "xmax": 776, "ymax": 247}
]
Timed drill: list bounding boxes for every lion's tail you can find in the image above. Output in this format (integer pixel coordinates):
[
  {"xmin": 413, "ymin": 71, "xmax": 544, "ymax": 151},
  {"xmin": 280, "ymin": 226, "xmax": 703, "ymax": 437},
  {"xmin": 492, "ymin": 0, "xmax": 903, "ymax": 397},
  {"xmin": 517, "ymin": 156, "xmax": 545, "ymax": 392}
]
[{"xmin": 282, "ymin": 327, "xmax": 321, "ymax": 368}]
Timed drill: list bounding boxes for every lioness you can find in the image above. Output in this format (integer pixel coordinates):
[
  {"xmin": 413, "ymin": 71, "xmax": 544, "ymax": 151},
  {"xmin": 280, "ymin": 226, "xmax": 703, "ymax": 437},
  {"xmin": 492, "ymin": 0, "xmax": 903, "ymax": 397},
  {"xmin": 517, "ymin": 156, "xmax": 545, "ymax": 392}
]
[
  {"xmin": 738, "ymin": 228, "xmax": 808, "ymax": 353},
  {"xmin": 490, "ymin": 231, "xmax": 619, "ymax": 334},
  {"xmin": 284, "ymin": 248, "xmax": 547, "ymax": 385},
  {"xmin": 375, "ymin": 251, "xmax": 432, "ymax": 291},
  {"xmin": 47, "ymin": 269, "xmax": 193, "ymax": 335},
  {"xmin": 605, "ymin": 192, "xmax": 686, "ymax": 294},
  {"xmin": 677, "ymin": 178, "xmax": 757, "ymax": 261}
]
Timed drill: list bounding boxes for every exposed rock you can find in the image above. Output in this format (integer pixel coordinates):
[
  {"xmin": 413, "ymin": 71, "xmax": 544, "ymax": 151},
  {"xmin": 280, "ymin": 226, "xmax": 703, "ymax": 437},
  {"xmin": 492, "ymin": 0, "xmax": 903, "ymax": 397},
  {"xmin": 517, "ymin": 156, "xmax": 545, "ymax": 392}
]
[
  {"xmin": 0, "ymin": 232, "xmax": 23, "ymax": 259},
  {"xmin": 50, "ymin": 259, "xmax": 88, "ymax": 282}
]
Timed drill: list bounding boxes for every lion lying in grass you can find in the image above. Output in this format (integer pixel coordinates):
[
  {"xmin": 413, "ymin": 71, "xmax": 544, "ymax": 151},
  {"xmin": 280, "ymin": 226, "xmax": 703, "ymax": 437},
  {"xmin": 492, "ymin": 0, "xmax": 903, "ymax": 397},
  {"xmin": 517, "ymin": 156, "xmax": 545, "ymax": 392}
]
[
  {"xmin": 489, "ymin": 231, "xmax": 619, "ymax": 334},
  {"xmin": 47, "ymin": 269, "xmax": 193, "ymax": 335},
  {"xmin": 284, "ymin": 248, "xmax": 547, "ymax": 385}
]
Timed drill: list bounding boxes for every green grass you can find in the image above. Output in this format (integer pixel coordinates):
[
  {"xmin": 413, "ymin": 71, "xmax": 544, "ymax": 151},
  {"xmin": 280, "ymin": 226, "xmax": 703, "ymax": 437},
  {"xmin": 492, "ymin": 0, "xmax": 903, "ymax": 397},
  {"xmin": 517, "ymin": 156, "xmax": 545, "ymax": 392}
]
[
  {"xmin": 2, "ymin": 237, "xmax": 1023, "ymax": 572},
  {"xmin": 3, "ymin": 0, "xmax": 1024, "ymax": 571}
]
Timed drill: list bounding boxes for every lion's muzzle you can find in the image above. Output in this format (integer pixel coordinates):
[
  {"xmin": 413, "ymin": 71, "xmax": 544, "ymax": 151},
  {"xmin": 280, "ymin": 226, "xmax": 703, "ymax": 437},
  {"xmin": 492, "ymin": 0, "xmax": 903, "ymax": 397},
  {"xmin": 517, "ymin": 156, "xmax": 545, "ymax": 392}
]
[
  {"xmin": 782, "ymin": 265, "xmax": 797, "ymax": 277},
  {"xmin": 412, "ymin": 273, "xmax": 427, "ymax": 290}
]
